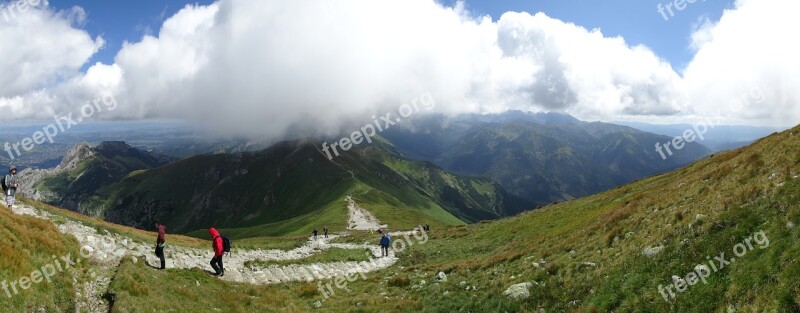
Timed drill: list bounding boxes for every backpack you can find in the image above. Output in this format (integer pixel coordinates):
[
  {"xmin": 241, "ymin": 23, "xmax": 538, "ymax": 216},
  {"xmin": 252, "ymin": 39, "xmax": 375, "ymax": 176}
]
[
  {"xmin": 220, "ymin": 235, "xmax": 232, "ymax": 256},
  {"xmin": 1, "ymin": 176, "xmax": 6, "ymax": 193}
]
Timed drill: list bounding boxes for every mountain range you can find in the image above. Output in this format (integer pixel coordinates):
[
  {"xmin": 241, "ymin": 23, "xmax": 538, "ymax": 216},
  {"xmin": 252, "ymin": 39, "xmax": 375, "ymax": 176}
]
[
  {"xmin": 381, "ymin": 111, "xmax": 710, "ymax": 204},
  {"xmin": 18, "ymin": 112, "xmax": 713, "ymax": 238},
  {"xmin": 5, "ymin": 121, "xmax": 798, "ymax": 312}
]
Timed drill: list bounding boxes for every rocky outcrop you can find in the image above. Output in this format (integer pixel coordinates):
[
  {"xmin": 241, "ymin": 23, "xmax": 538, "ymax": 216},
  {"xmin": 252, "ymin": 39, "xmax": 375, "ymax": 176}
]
[
  {"xmin": 17, "ymin": 142, "xmax": 95, "ymax": 200},
  {"xmin": 17, "ymin": 141, "xmax": 176, "ymax": 216}
]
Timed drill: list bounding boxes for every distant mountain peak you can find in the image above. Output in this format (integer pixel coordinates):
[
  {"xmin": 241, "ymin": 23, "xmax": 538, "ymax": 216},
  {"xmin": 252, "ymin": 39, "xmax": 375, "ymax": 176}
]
[
  {"xmin": 96, "ymin": 140, "xmax": 132, "ymax": 150},
  {"xmin": 496, "ymin": 110, "xmax": 580, "ymax": 124},
  {"xmin": 59, "ymin": 142, "xmax": 95, "ymax": 171}
]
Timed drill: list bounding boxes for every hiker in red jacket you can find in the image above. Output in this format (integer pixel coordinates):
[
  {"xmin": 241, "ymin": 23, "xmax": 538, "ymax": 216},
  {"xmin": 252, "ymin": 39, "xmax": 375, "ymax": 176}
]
[
  {"xmin": 154, "ymin": 220, "xmax": 166, "ymax": 269},
  {"xmin": 209, "ymin": 227, "xmax": 225, "ymax": 276}
]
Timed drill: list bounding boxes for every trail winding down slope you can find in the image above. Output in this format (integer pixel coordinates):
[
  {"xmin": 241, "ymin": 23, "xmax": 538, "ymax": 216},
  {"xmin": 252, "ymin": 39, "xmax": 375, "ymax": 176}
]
[{"xmin": 10, "ymin": 197, "xmax": 406, "ymax": 311}]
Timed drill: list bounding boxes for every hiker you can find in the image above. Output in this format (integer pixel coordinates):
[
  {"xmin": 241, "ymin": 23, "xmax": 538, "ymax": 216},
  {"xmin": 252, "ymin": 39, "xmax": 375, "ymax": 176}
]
[
  {"xmin": 3, "ymin": 167, "xmax": 18, "ymax": 209},
  {"xmin": 209, "ymin": 227, "xmax": 225, "ymax": 276},
  {"xmin": 154, "ymin": 220, "xmax": 166, "ymax": 270},
  {"xmin": 425, "ymin": 224, "xmax": 430, "ymax": 232},
  {"xmin": 313, "ymin": 228, "xmax": 318, "ymax": 240},
  {"xmin": 380, "ymin": 234, "xmax": 390, "ymax": 257},
  {"xmin": 323, "ymin": 227, "xmax": 328, "ymax": 238}
]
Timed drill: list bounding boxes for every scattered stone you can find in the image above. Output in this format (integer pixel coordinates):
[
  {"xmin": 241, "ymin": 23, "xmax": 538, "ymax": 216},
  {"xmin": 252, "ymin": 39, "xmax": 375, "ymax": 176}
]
[
  {"xmin": 643, "ymin": 246, "xmax": 664, "ymax": 258},
  {"xmin": 435, "ymin": 272, "xmax": 447, "ymax": 282},
  {"xmin": 788, "ymin": 221, "xmax": 796, "ymax": 229},
  {"xmin": 625, "ymin": 231, "xmax": 634, "ymax": 239},
  {"xmin": 579, "ymin": 262, "xmax": 597, "ymax": 269},
  {"xmin": 769, "ymin": 173, "xmax": 779, "ymax": 180},
  {"xmin": 459, "ymin": 281, "xmax": 467, "ymax": 287},
  {"xmin": 695, "ymin": 214, "xmax": 706, "ymax": 222},
  {"xmin": 312, "ymin": 301, "xmax": 322, "ymax": 309},
  {"xmin": 502, "ymin": 282, "xmax": 533, "ymax": 300}
]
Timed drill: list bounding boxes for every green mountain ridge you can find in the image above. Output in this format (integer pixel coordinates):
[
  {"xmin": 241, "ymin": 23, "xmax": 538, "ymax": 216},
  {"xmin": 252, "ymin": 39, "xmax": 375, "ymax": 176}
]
[
  {"xmin": 18, "ymin": 141, "xmax": 176, "ymax": 216},
  {"xmin": 4, "ymin": 124, "xmax": 799, "ymax": 312},
  {"xmin": 381, "ymin": 112, "xmax": 712, "ymax": 204},
  {"xmin": 101, "ymin": 139, "xmax": 528, "ymax": 237}
]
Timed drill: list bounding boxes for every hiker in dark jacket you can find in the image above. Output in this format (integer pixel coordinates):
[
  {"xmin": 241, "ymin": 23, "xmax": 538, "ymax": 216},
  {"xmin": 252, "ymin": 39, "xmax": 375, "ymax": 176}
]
[
  {"xmin": 209, "ymin": 228, "xmax": 225, "ymax": 276},
  {"xmin": 3, "ymin": 167, "xmax": 18, "ymax": 209},
  {"xmin": 323, "ymin": 227, "xmax": 328, "ymax": 238},
  {"xmin": 380, "ymin": 234, "xmax": 390, "ymax": 257},
  {"xmin": 313, "ymin": 228, "xmax": 318, "ymax": 240},
  {"xmin": 155, "ymin": 220, "xmax": 167, "ymax": 269}
]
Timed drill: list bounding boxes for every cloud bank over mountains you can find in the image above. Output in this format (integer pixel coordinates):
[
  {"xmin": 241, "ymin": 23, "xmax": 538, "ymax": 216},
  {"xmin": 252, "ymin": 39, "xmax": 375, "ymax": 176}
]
[{"xmin": 0, "ymin": 0, "xmax": 797, "ymax": 138}]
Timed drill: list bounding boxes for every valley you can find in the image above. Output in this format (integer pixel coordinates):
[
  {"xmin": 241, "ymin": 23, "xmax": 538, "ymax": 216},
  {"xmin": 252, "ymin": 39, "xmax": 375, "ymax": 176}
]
[
  {"xmin": 3, "ymin": 123, "xmax": 799, "ymax": 312},
  {"xmin": 2, "ymin": 1, "xmax": 795, "ymax": 311}
]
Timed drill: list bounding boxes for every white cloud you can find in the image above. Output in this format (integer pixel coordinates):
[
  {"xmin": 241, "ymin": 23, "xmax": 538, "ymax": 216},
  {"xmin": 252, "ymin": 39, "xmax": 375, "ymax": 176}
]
[
  {"xmin": 683, "ymin": 0, "xmax": 800, "ymax": 126},
  {"xmin": 0, "ymin": 1, "xmax": 102, "ymax": 101},
  {"xmin": 1, "ymin": 0, "xmax": 797, "ymax": 137}
]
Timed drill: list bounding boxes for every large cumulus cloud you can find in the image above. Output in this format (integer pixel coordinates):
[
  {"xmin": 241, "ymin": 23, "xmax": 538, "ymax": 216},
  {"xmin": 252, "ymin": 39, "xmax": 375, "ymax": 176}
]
[{"xmin": 0, "ymin": 0, "xmax": 797, "ymax": 138}]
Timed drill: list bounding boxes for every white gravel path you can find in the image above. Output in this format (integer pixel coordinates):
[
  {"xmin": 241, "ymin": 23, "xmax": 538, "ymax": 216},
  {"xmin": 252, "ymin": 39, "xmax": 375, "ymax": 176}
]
[{"xmin": 10, "ymin": 201, "xmax": 402, "ymax": 311}]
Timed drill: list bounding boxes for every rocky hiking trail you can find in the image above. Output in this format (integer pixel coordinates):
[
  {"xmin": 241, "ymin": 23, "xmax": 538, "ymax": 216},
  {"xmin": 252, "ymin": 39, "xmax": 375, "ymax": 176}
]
[
  {"xmin": 346, "ymin": 195, "xmax": 386, "ymax": 231},
  {"xmin": 10, "ymin": 196, "xmax": 406, "ymax": 311}
]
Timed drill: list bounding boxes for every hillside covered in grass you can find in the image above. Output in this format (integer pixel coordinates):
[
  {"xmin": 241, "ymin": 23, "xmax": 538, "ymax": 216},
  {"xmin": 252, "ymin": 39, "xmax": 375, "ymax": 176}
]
[
  {"xmin": 5, "ymin": 125, "xmax": 798, "ymax": 312},
  {"xmin": 102, "ymin": 139, "xmax": 529, "ymax": 238},
  {"xmin": 0, "ymin": 205, "xmax": 86, "ymax": 311}
]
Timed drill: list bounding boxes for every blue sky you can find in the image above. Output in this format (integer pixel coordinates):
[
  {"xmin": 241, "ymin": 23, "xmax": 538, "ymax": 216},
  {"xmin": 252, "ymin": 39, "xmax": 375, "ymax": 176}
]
[
  {"xmin": 50, "ymin": 0, "xmax": 735, "ymax": 71},
  {"xmin": 48, "ymin": 0, "xmax": 215, "ymax": 68},
  {"xmin": 441, "ymin": 0, "xmax": 736, "ymax": 70}
]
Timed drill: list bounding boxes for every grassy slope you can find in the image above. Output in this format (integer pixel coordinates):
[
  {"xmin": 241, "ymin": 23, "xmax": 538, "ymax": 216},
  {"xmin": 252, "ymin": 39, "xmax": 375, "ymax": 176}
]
[
  {"xmin": 107, "ymin": 126, "xmax": 800, "ymax": 312},
  {"xmin": 376, "ymin": 145, "xmax": 531, "ymax": 222},
  {"xmin": 12, "ymin": 127, "xmax": 798, "ymax": 312},
  {"xmin": 0, "ymin": 205, "xmax": 84, "ymax": 311}
]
